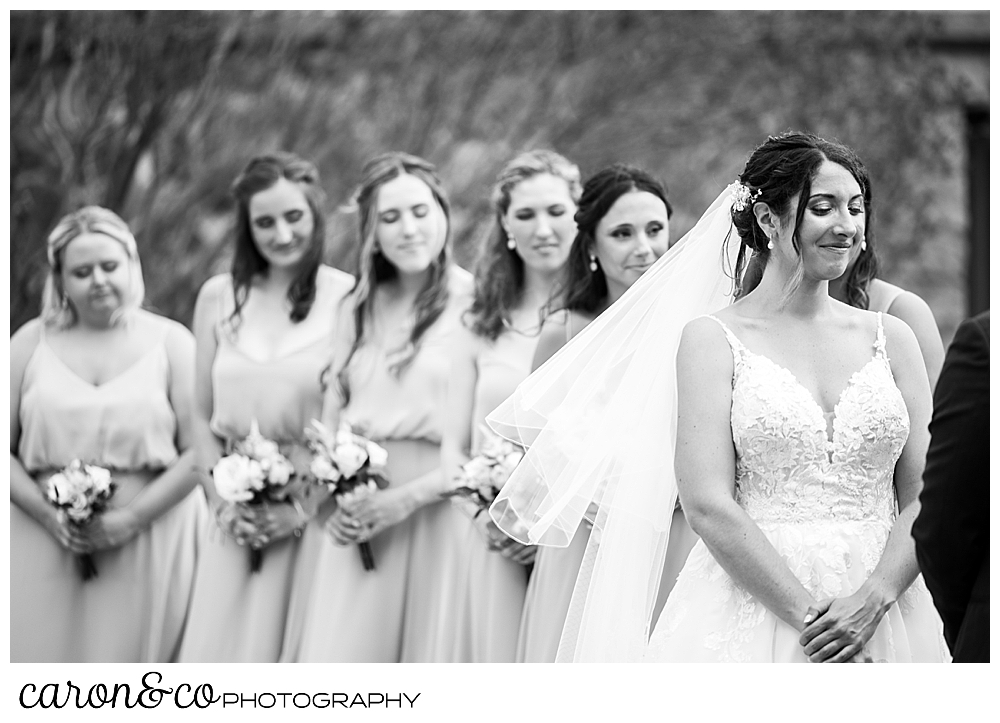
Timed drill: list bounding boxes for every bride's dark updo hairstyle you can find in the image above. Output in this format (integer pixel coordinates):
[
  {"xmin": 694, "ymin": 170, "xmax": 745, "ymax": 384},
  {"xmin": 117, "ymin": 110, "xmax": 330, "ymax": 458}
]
[
  {"xmin": 731, "ymin": 131, "xmax": 877, "ymax": 306},
  {"xmin": 229, "ymin": 152, "xmax": 327, "ymax": 326},
  {"xmin": 556, "ymin": 164, "xmax": 673, "ymax": 315}
]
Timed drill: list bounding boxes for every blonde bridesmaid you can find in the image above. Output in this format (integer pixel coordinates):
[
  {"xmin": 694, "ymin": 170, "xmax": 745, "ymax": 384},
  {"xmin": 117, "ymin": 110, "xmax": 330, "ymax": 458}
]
[
  {"xmin": 178, "ymin": 153, "xmax": 354, "ymax": 662},
  {"xmin": 443, "ymin": 149, "xmax": 582, "ymax": 662},
  {"xmin": 517, "ymin": 165, "xmax": 690, "ymax": 661},
  {"xmin": 10, "ymin": 207, "xmax": 202, "ymax": 662},
  {"xmin": 284, "ymin": 152, "xmax": 473, "ymax": 663}
]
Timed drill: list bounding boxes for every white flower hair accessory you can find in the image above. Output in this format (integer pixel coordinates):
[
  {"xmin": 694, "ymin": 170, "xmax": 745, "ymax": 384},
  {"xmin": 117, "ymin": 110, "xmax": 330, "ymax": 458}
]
[{"xmin": 730, "ymin": 181, "xmax": 761, "ymax": 212}]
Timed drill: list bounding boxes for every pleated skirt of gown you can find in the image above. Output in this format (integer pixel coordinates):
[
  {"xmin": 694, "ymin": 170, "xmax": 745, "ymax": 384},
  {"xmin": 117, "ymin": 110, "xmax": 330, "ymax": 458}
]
[
  {"xmin": 177, "ymin": 487, "xmax": 301, "ymax": 663},
  {"xmin": 10, "ymin": 472, "xmax": 204, "ymax": 663},
  {"xmin": 516, "ymin": 523, "xmax": 591, "ymax": 663},
  {"xmin": 283, "ymin": 439, "xmax": 467, "ymax": 663},
  {"xmin": 451, "ymin": 520, "xmax": 531, "ymax": 663}
]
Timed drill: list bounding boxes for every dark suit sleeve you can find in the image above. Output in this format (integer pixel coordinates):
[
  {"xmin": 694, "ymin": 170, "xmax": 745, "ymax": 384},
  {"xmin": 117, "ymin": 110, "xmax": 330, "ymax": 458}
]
[{"xmin": 912, "ymin": 313, "xmax": 989, "ymax": 651}]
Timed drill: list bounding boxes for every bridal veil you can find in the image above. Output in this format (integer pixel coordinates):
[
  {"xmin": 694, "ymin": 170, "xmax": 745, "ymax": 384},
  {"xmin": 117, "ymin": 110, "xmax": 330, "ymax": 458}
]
[{"xmin": 487, "ymin": 183, "xmax": 741, "ymax": 661}]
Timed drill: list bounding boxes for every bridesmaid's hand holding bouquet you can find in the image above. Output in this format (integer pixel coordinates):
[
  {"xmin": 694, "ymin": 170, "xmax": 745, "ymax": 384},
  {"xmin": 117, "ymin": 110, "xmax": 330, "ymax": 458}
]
[
  {"xmin": 212, "ymin": 419, "xmax": 298, "ymax": 572},
  {"xmin": 304, "ymin": 420, "xmax": 389, "ymax": 571},
  {"xmin": 445, "ymin": 427, "xmax": 535, "ymax": 564},
  {"xmin": 45, "ymin": 459, "xmax": 117, "ymax": 581},
  {"xmin": 445, "ymin": 425, "xmax": 524, "ymax": 516}
]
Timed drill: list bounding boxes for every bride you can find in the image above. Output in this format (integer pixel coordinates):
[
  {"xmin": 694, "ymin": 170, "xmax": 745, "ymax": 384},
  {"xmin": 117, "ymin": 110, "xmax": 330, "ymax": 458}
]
[{"xmin": 488, "ymin": 132, "xmax": 948, "ymax": 662}]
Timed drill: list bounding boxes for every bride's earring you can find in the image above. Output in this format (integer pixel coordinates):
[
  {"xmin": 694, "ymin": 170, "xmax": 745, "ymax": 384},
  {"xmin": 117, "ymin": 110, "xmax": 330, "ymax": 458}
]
[
  {"xmin": 860, "ymin": 238, "xmax": 868, "ymax": 252},
  {"xmin": 766, "ymin": 234, "xmax": 775, "ymax": 250},
  {"xmin": 506, "ymin": 235, "xmax": 516, "ymax": 251},
  {"xmin": 589, "ymin": 253, "xmax": 599, "ymax": 272}
]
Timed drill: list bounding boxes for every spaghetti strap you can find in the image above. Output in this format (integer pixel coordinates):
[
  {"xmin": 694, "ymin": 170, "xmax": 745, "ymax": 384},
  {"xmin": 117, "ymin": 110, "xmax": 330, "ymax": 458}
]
[
  {"xmin": 703, "ymin": 314, "xmax": 746, "ymax": 367},
  {"xmin": 873, "ymin": 311, "xmax": 887, "ymax": 358}
]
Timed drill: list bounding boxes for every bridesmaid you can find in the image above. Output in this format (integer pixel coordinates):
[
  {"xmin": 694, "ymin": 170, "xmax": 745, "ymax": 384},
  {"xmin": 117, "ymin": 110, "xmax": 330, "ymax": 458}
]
[
  {"xmin": 285, "ymin": 152, "xmax": 473, "ymax": 663},
  {"xmin": 10, "ymin": 206, "xmax": 201, "ymax": 662},
  {"xmin": 178, "ymin": 152, "xmax": 354, "ymax": 662},
  {"xmin": 443, "ymin": 149, "xmax": 582, "ymax": 663},
  {"xmin": 517, "ymin": 165, "xmax": 689, "ymax": 662}
]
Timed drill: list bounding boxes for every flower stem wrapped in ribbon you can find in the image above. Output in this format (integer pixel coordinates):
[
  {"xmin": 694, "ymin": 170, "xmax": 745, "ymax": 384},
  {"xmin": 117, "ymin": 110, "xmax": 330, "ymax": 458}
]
[
  {"xmin": 304, "ymin": 420, "xmax": 390, "ymax": 571},
  {"xmin": 45, "ymin": 459, "xmax": 117, "ymax": 581},
  {"xmin": 212, "ymin": 419, "xmax": 298, "ymax": 573}
]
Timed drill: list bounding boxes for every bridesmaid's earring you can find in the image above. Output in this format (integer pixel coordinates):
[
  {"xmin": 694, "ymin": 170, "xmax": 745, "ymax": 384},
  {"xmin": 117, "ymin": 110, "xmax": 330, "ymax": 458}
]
[
  {"xmin": 506, "ymin": 236, "xmax": 517, "ymax": 251},
  {"xmin": 766, "ymin": 235, "xmax": 775, "ymax": 250},
  {"xmin": 860, "ymin": 239, "xmax": 868, "ymax": 252},
  {"xmin": 589, "ymin": 254, "xmax": 599, "ymax": 272}
]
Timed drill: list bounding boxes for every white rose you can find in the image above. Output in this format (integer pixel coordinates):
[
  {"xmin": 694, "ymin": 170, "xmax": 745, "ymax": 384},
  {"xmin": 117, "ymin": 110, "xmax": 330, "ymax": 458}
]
[
  {"xmin": 266, "ymin": 455, "xmax": 294, "ymax": 486},
  {"xmin": 45, "ymin": 472, "xmax": 72, "ymax": 505},
  {"xmin": 212, "ymin": 454, "xmax": 256, "ymax": 503},
  {"xmin": 246, "ymin": 459, "xmax": 266, "ymax": 491},
  {"xmin": 243, "ymin": 436, "xmax": 279, "ymax": 460},
  {"xmin": 86, "ymin": 465, "xmax": 113, "ymax": 496},
  {"xmin": 489, "ymin": 461, "xmax": 513, "ymax": 489},
  {"xmin": 333, "ymin": 442, "xmax": 368, "ymax": 479},
  {"xmin": 64, "ymin": 464, "xmax": 91, "ymax": 494},
  {"xmin": 310, "ymin": 455, "xmax": 341, "ymax": 483},
  {"xmin": 365, "ymin": 441, "xmax": 388, "ymax": 469},
  {"xmin": 479, "ymin": 434, "xmax": 505, "ymax": 460},
  {"xmin": 462, "ymin": 456, "xmax": 490, "ymax": 484},
  {"xmin": 240, "ymin": 418, "xmax": 280, "ymax": 460},
  {"xmin": 306, "ymin": 419, "xmax": 337, "ymax": 448},
  {"xmin": 335, "ymin": 423, "xmax": 359, "ymax": 448},
  {"xmin": 67, "ymin": 494, "xmax": 91, "ymax": 523}
]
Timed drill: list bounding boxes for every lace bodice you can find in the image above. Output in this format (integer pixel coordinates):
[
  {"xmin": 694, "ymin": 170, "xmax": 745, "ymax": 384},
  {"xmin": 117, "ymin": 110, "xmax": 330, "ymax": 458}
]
[{"xmin": 708, "ymin": 313, "xmax": 909, "ymax": 529}]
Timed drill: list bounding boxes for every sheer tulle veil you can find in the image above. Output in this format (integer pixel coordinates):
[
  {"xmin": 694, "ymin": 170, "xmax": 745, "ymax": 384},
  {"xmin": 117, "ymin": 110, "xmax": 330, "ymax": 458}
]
[{"xmin": 487, "ymin": 184, "xmax": 742, "ymax": 661}]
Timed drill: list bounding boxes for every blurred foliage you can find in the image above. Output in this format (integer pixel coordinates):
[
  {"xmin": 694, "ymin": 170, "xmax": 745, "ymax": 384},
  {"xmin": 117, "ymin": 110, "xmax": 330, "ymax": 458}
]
[{"xmin": 10, "ymin": 10, "xmax": 971, "ymax": 335}]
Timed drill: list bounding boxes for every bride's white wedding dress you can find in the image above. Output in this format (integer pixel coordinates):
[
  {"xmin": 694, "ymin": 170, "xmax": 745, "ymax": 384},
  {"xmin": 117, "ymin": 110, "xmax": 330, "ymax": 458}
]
[{"xmin": 645, "ymin": 313, "xmax": 948, "ymax": 663}]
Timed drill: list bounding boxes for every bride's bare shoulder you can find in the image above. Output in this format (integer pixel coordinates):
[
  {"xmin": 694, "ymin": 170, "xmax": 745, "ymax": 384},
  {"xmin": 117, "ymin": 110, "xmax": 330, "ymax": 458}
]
[{"xmin": 679, "ymin": 314, "xmax": 735, "ymax": 368}]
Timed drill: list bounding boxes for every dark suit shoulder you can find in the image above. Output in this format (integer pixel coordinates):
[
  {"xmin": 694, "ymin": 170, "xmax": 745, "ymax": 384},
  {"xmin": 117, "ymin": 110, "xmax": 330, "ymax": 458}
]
[{"xmin": 965, "ymin": 309, "xmax": 989, "ymax": 344}]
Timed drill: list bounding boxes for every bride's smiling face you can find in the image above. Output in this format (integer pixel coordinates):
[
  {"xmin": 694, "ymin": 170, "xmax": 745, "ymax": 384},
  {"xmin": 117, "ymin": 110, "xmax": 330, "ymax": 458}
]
[{"xmin": 774, "ymin": 160, "xmax": 866, "ymax": 282}]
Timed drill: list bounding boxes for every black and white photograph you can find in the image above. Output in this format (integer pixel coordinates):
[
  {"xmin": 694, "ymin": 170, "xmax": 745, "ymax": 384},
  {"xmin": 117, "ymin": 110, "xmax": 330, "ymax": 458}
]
[{"xmin": 7, "ymin": 4, "xmax": 991, "ymax": 717}]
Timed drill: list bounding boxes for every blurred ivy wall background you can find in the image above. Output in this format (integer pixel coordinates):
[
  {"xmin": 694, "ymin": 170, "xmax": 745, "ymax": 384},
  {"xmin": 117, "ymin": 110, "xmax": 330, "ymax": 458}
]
[{"xmin": 10, "ymin": 10, "xmax": 989, "ymax": 343}]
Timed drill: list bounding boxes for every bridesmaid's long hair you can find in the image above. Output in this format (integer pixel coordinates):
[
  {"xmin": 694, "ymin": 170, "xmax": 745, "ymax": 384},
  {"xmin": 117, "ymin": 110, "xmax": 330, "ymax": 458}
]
[
  {"xmin": 466, "ymin": 149, "xmax": 582, "ymax": 341},
  {"xmin": 335, "ymin": 152, "xmax": 452, "ymax": 406},
  {"xmin": 42, "ymin": 206, "xmax": 146, "ymax": 329},
  {"xmin": 730, "ymin": 131, "xmax": 875, "ymax": 305},
  {"xmin": 228, "ymin": 152, "xmax": 326, "ymax": 330},
  {"xmin": 555, "ymin": 164, "xmax": 673, "ymax": 315}
]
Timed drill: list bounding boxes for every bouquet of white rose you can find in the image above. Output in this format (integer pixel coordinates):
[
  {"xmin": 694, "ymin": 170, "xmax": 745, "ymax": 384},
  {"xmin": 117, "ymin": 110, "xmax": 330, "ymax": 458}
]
[
  {"xmin": 45, "ymin": 459, "xmax": 117, "ymax": 581},
  {"xmin": 446, "ymin": 425, "xmax": 524, "ymax": 516},
  {"xmin": 212, "ymin": 419, "xmax": 298, "ymax": 573},
  {"xmin": 304, "ymin": 420, "xmax": 389, "ymax": 571}
]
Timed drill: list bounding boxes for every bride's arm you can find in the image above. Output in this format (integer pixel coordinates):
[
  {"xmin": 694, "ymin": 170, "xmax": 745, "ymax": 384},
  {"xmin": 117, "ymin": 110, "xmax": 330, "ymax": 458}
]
[
  {"xmin": 800, "ymin": 315, "xmax": 931, "ymax": 662},
  {"xmin": 675, "ymin": 317, "xmax": 818, "ymax": 632}
]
